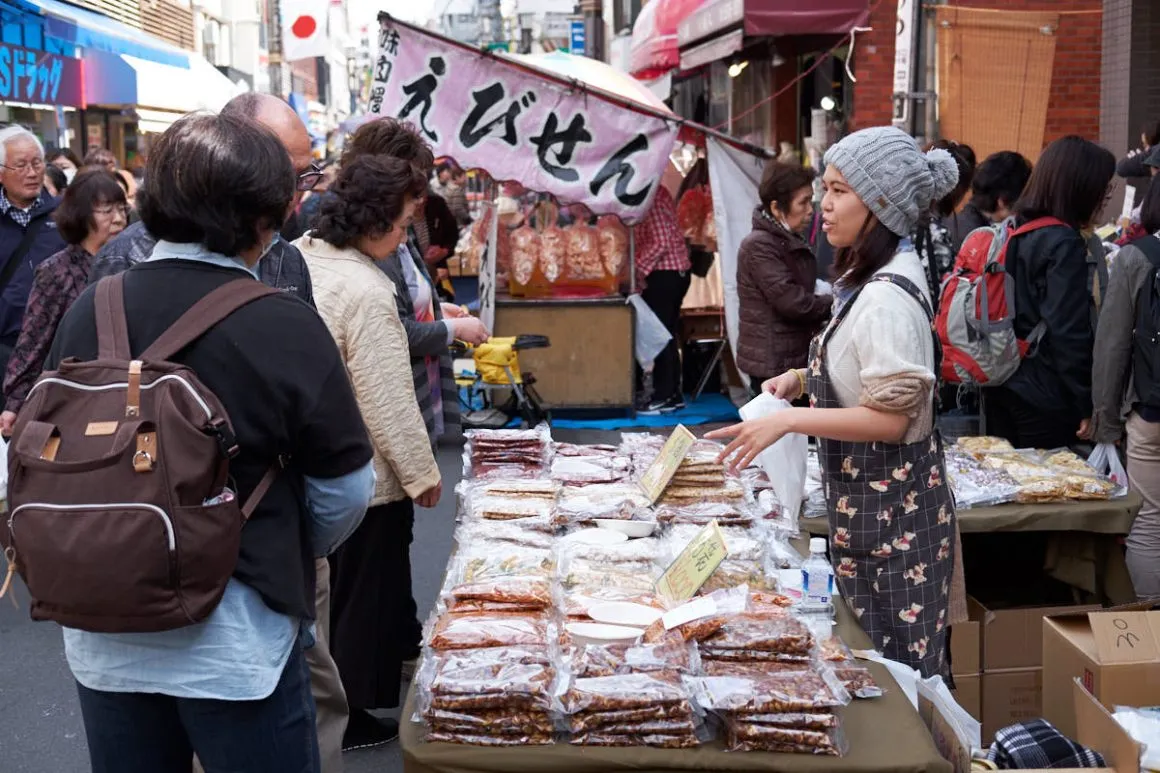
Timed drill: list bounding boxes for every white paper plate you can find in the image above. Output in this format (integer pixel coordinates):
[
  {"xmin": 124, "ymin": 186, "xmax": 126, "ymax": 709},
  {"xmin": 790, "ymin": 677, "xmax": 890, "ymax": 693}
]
[
  {"xmin": 565, "ymin": 622, "xmax": 645, "ymax": 646},
  {"xmin": 593, "ymin": 519, "xmax": 656, "ymax": 538},
  {"xmin": 562, "ymin": 528, "xmax": 628, "ymax": 546},
  {"xmin": 587, "ymin": 601, "xmax": 663, "ymax": 628}
]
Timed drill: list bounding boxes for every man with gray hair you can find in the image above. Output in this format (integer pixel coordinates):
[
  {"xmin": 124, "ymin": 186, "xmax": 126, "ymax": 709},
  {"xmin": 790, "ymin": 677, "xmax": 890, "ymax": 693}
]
[
  {"xmin": 0, "ymin": 126, "xmax": 65, "ymax": 379},
  {"xmin": 89, "ymin": 94, "xmax": 316, "ymax": 306}
]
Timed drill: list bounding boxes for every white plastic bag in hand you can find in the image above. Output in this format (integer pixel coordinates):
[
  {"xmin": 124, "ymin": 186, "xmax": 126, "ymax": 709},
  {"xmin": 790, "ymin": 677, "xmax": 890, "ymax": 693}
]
[
  {"xmin": 626, "ymin": 294, "xmax": 673, "ymax": 371},
  {"xmin": 739, "ymin": 393, "xmax": 808, "ymax": 522},
  {"xmin": 1087, "ymin": 442, "xmax": 1128, "ymax": 486}
]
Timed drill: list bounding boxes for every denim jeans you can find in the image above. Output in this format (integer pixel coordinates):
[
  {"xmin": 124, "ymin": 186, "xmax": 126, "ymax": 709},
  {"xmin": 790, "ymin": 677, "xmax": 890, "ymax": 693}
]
[{"xmin": 76, "ymin": 641, "xmax": 320, "ymax": 773}]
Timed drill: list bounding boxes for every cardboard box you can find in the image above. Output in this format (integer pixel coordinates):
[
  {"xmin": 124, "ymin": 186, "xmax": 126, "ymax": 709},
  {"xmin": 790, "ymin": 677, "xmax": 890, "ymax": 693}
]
[
  {"xmin": 1043, "ymin": 608, "xmax": 1160, "ymax": 739},
  {"xmin": 975, "ymin": 599, "xmax": 1101, "ymax": 671},
  {"xmin": 951, "ymin": 673, "xmax": 980, "ymax": 721},
  {"xmin": 923, "ymin": 678, "xmax": 1140, "ymax": 773},
  {"xmin": 950, "ymin": 597, "xmax": 984, "ymax": 676},
  {"xmin": 981, "ymin": 668, "xmax": 1042, "ymax": 743}
]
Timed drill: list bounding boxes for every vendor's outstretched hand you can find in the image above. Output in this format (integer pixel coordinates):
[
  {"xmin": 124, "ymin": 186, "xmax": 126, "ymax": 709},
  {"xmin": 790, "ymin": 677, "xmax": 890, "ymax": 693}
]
[{"xmin": 707, "ymin": 414, "xmax": 790, "ymax": 473}]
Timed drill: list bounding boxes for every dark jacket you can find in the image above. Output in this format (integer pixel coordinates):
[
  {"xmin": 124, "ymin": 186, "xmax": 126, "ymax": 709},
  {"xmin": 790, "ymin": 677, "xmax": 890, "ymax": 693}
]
[
  {"xmin": 999, "ymin": 219, "xmax": 1094, "ymax": 419},
  {"xmin": 0, "ymin": 192, "xmax": 66, "ymax": 349},
  {"xmin": 89, "ymin": 221, "xmax": 315, "ymax": 307},
  {"xmin": 735, "ymin": 210, "xmax": 831, "ymax": 379},
  {"xmin": 947, "ymin": 203, "xmax": 991, "ymax": 255}
]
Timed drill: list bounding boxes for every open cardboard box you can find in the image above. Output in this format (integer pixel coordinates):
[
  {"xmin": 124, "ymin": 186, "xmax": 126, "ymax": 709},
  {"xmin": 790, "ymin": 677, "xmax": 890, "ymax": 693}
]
[
  {"xmin": 924, "ymin": 679, "xmax": 1140, "ymax": 773},
  {"xmin": 1043, "ymin": 606, "xmax": 1160, "ymax": 738}
]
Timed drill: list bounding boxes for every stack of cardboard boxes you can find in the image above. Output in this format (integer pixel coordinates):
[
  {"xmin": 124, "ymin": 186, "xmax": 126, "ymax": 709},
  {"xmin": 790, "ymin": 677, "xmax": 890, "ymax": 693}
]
[{"xmin": 951, "ymin": 598, "xmax": 1099, "ymax": 742}]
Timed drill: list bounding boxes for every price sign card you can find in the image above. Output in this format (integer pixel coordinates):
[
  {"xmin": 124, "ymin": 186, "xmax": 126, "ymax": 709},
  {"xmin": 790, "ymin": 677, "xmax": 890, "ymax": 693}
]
[
  {"xmin": 655, "ymin": 519, "xmax": 728, "ymax": 603},
  {"xmin": 638, "ymin": 424, "xmax": 696, "ymax": 504}
]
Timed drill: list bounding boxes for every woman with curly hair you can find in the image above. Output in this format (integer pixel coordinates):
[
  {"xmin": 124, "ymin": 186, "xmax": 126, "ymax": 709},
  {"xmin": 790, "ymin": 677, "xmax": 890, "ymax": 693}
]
[{"xmin": 294, "ymin": 154, "xmax": 442, "ymax": 750}]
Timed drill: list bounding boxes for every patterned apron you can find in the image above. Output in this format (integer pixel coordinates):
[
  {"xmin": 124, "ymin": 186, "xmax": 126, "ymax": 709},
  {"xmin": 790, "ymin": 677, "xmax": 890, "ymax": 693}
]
[{"xmin": 807, "ymin": 273, "xmax": 956, "ymax": 678}]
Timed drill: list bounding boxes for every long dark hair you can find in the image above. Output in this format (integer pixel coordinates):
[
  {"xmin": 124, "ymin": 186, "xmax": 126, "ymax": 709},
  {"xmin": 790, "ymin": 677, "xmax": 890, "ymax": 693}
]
[
  {"xmin": 832, "ymin": 214, "xmax": 902, "ymax": 290},
  {"xmin": 1015, "ymin": 135, "xmax": 1115, "ymax": 229}
]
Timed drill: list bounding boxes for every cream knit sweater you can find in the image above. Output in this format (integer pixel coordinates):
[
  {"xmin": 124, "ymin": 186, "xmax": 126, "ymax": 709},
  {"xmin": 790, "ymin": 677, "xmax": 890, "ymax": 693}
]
[
  {"xmin": 823, "ymin": 250, "xmax": 936, "ymax": 443},
  {"xmin": 295, "ymin": 236, "xmax": 441, "ymax": 506}
]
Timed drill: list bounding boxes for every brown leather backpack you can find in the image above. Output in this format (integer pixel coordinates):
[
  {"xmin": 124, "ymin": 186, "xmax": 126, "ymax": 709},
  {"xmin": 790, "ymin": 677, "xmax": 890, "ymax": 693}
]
[{"xmin": 1, "ymin": 274, "xmax": 279, "ymax": 633}]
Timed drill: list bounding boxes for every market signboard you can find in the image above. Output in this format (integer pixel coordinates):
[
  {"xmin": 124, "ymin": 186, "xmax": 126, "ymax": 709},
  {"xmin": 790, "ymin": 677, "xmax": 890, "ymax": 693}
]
[
  {"xmin": 369, "ymin": 13, "xmax": 679, "ymax": 224},
  {"xmin": 0, "ymin": 44, "xmax": 83, "ymax": 108}
]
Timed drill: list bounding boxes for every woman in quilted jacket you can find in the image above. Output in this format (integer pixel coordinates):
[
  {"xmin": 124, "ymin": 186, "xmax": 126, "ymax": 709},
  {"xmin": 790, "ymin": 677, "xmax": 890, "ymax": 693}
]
[
  {"xmin": 735, "ymin": 161, "xmax": 831, "ymax": 397},
  {"xmin": 295, "ymin": 155, "xmax": 443, "ymax": 750}
]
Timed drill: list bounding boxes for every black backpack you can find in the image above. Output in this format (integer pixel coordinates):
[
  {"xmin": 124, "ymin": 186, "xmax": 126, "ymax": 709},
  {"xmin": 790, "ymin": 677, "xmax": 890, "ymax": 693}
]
[{"xmin": 1131, "ymin": 236, "xmax": 1160, "ymax": 407}]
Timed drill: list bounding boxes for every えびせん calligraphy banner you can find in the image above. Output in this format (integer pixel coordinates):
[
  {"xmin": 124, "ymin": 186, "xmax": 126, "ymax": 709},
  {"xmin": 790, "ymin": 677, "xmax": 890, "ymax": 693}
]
[{"xmin": 368, "ymin": 15, "xmax": 679, "ymax": 224}]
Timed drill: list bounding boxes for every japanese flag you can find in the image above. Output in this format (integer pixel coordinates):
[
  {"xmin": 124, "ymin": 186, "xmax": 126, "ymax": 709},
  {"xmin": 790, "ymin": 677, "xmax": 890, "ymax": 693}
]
[{"xmin": 281, "ymin": 0, "xmax": 328, "ymax": 62}]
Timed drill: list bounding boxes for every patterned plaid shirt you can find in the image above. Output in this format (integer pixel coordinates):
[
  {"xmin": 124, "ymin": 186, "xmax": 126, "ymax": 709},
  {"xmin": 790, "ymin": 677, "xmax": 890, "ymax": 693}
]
[
  {"xmin": 634, "ymin": 187, "xmax": 690, "ymax": 288},
  {"xmin": 0, "ymin": 187, "xmax": 42, "ymax": 228}
]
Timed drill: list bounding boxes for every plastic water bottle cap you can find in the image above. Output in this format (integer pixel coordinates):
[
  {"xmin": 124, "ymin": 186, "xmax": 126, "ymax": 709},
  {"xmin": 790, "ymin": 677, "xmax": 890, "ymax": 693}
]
[{"xmin": 809, "ymin": 537, "xmax": 827, "ymax": 554}]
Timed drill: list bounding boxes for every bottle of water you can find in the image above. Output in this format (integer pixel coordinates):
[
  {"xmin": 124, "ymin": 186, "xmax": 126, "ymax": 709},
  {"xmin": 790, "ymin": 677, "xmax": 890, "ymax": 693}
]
[{"xmin": 800, "ymin": 537, "xmax": 834, "ymax": 610}]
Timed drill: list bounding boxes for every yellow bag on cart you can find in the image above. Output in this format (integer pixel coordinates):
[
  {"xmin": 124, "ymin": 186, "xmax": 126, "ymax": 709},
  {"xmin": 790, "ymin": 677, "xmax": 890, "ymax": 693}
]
[{"xmin": 472, "ymin": 338, "xmax": 522, "ymax": 385}]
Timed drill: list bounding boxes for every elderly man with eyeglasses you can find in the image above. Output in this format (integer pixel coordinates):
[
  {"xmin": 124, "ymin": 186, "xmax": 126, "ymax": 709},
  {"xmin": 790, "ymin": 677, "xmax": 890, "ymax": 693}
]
[
  {"xmin": 89, "ymin": 94, "xmax": 319, "ymax": 308},
  {"xmin": 0, "ymin": 126, "xmax": 67, "ymax": 378}
]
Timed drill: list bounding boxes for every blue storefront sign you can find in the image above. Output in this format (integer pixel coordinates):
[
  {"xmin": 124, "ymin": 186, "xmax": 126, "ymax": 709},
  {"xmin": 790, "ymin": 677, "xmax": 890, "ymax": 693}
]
[
  {"xmin": 569, "ymin": 19, "xmax": 586, "ymax": 57},
  {"xmin": 0, "ymin": 42, "xmax": 82, "ymax": 106}
]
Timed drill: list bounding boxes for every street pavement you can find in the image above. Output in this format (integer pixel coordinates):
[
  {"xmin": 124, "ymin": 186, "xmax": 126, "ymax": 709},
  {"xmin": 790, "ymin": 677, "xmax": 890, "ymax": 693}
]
[{"xmin": 0, "ymin": 429, "xmax": 623, "ymax": 773}]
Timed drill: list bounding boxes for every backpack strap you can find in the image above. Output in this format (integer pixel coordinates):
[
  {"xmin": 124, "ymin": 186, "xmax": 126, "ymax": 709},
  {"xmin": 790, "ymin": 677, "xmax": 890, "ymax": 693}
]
[
  {"xmin": 94, "ymin": 275, "xmax": 132, "ymax": 360},
  {"xmin": 141, "ymin": 279, "xmax": 279, "ymax": 362},
  {"xmin": 242, "ymin": 463, "xmax": 281, "ymax": 520}
]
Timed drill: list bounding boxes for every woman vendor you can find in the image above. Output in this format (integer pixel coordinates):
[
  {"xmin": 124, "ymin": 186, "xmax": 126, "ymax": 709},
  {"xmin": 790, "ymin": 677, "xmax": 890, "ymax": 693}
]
[{"xmin": 710, "ymin": 126, "xmax": 962, "ymax": 678}]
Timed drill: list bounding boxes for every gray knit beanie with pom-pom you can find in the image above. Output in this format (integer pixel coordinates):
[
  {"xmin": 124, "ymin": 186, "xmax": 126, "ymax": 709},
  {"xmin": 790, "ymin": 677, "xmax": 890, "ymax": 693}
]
[{"xmin": 823, "ymin": 126, "xmax": 960, "ymax": 237}]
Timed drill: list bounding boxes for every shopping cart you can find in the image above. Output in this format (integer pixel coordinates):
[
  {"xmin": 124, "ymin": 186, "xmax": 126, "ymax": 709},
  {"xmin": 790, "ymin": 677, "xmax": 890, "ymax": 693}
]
[{"xmin": 452, "ymin": 335, "xmax": 551, "ymax": 428}]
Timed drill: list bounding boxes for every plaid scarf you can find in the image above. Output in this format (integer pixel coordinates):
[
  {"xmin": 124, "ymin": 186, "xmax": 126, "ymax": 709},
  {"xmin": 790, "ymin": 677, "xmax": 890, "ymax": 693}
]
[{"xmin": 985, "ymin": 719, "xmax": 1105, "ymax": 769}]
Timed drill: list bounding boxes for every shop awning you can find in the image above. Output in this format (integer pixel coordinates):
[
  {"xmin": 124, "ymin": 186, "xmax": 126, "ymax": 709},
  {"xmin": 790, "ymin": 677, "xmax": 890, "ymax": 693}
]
[
  {"xmin": 15, "ymin": 0, "xmax": 189, "ymax": 67},
  {"xmin": 629, "ymin": 0, "xmax": 706, "ymax": 79},
  {"xmin": 679, "ymin": 0, "xmax": 868, "ymax": 51},
  {"xmin": 122, "ymin": 53, "xmax": 241, "ymax": 114}
]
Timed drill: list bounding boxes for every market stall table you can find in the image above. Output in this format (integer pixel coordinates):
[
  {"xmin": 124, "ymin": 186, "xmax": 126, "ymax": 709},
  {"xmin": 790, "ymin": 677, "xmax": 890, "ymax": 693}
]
[
  {"xmin": 802, "ymin": 493, "xmax": 1143, "ymax": 602},
  {"xmin": 400, "ymin": 596, "xmax": 952, "ymax": 773}
]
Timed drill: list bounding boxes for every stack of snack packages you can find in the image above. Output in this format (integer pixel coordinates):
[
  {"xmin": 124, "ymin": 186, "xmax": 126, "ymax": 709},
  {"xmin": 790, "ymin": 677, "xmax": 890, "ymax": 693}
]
[
  {"xmin": 946, "ymin": 436, "xmax": 1124, "ymax": 508},
  {"xmin": 413, "ymin": 427, "xmax": 880, "ymax": 751}
]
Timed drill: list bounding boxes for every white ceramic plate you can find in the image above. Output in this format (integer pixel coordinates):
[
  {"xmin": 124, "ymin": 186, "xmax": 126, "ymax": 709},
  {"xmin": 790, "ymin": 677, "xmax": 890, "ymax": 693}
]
[
  {"xmin": 587, "ymin": 601, "xmax": 663, "ymax": 628},
  {"xmin": 593, "ymin": 519, "xmax": 656, "ymax": 538},
  {"xmin": 565, "ymin": 622, "xmax": 645, "ymax": 646},
  {"xmin": 562, "ymin": 528, "xmax": 628, "ymax": 546}
]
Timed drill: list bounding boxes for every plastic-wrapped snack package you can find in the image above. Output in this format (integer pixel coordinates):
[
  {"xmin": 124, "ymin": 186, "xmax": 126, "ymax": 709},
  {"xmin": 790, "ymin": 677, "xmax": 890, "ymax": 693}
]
[
  {"xmin": 623, "ymin": 641, "xmax": 700, "ymax": 675},
  {"xmin": 766, "ymin": 537, "xmax": 805, "ymax": 571},
  {"xmin": 755, "ymin": 488, "xmax": 796, "ymax": 534},
  {"xmin": 428, "ymin": 614, "xmax": 550, "ymax": 651},
  {"xmin": 428, "ymin": 731, "xmax": 555, "ymax": 746},
  {"xmin": 555, "ymin": 483, "xmax": 654, "ymax": 526},
  {"xmin": 567, "ymin": 704, "xmax": 691, "ymax": 733},
  {"xmin": 747, "ymin": 589, "xmax": 796, "ymax": 615},
  {"xmin": 443, "ymin": 549, "xmax": 555, "ymax": 609},
  {"xmin": 454, "ymin": 521, "xmax": 555, "ymax": 551},
  {"xmin": 689, "ymin": 671, "xmax": 851, "ymax": 714},
  {"xmin": 735, "ymin": 712, "xmax": 839, "ymax": 730},
  {"xmin": 666, "ymin": 524, "xmax": 764, "ymax": 562},
  {"xmin": 953, "ymin": 435, "xmax": 1016, "ymax": 459},
  {"xmin": 654, "ymin": 501, "xmax": 755, "ymax": 527},
  {"xmin": 699, "ymin": 649, "xmax": 813, "ymax": 664},
  {"xmin": 468, "ymin": 495, "xmax": 556, "ymax": 529},
  {"xmin": 569, "ymin": 732, "xmax": 700, "ymax": 748},
  {"xmin": 425, "ymin": 707, "xmax": 556, "ymax": 736},
  {"xmin": 555, "ymin": 443, "xmax": 620, "ymax": 458},
  {"xmin": 701, "ymin": 659, "xmax": 813, "ymax": 677},
  {"xmin": 741, "ymin": 465, "xmax": 773, "ymax": 492},
  {"xmin": 562, "ymin": 586, "xmax": 666, "ymax": 620},
  {"xmin": 476, "ymin": 479, "xmax": 560, "ymax": 500},
  {"xmin": 725, "ymin": 722, "xmax": 847, "ymax": 755},
  {"xmin": 551, "ymin": 455, "xmax": 632, "ymax": 486},
  {"xmin": 566, "ymin": 643, "xmax": 628, "ymax": 678},
  {"xmin": 558, "ymin": 536, "xmax": 664, "ymax": 566},
  {"xmin": 831, "ymin": 666, "xmax": 883, "ymax": 699},
  {"xmin": 559, "ymin": 671, "xmax": 691, "ymax": 714},
  {"xmin": 944, "ymin": 449, "xmax": 1021, "ymax": 509},
  {"xmin": 701, "ymin": 613, "xmax": 814, "ymax": 655},
  {"xmin": 561, "ymin": 557, "xmax": 660, "ymax": 592},
  {"xmin": 659, "ymin": 479, "xmax": 747, "ymax": 507},
  {"xmin": 701, "ymin": 561, "xmax": 776, "ymax": 594},
  {"xmin": 446, "ymin": 599, "xmax": 548, "ymax": 616}
]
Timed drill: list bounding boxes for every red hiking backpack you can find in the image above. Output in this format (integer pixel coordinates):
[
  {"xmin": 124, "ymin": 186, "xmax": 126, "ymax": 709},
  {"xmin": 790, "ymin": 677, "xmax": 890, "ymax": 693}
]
[{"xmin": 934, "ymin": 217, "xmax": 1064, "ymax": 385}]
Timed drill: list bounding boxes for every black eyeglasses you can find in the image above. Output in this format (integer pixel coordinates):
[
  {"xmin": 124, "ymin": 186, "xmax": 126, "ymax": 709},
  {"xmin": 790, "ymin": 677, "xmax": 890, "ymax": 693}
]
[{"xmin": 297, "ymin": 164, "xmax": 324, "ymax": 192}]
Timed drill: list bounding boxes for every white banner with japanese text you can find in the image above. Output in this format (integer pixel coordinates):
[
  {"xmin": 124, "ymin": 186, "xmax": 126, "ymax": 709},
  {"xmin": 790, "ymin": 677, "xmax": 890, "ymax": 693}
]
[{"xmin": 368, "ymin": 15, "xmax": 679, "ymax": 224}]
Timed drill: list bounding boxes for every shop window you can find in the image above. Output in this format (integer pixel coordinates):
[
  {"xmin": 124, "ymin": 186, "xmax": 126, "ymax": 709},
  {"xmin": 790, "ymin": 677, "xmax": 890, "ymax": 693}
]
[
  {"xmin": 935, "ymin": 6, "xmax": 1059, "ymax": 162},
  {"xmin": 730, "ymin": 56, "xmax": 772, "ymax": 148}
]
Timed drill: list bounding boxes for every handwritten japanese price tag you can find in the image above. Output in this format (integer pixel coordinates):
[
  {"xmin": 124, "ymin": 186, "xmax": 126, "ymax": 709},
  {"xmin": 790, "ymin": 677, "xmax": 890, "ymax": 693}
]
[
  {"xmin": 655, "ymin": 519, "xmax": 728, "ymax": 603},
  {"xmin": 638, "ymin": 424, "xmax": 695, "ymax": 504},
  {"xmin": 1088, "ymin": 611, "xmax": 1160, "ymax": 665}
]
